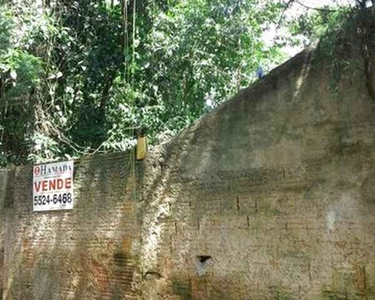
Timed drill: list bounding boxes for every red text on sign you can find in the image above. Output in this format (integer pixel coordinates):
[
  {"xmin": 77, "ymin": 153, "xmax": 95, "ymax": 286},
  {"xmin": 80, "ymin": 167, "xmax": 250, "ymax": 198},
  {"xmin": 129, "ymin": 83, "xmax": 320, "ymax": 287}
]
[{"xmin": 34, "ymin": 178, "xmax": 72, "ymax": 192}]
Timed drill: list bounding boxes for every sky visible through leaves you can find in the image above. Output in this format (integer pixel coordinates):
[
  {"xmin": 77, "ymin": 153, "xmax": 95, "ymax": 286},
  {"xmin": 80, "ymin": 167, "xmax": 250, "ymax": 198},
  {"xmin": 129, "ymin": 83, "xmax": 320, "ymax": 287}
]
[{"xmin": 263, "ymin": 0, "xmax": 356, "ymax": 58}]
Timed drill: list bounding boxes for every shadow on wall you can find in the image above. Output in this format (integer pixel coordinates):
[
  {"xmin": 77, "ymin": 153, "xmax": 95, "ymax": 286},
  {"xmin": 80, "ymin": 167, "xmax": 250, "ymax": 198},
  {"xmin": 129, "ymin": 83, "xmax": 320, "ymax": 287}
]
[
  {"xmin": 135, "ymin": 124, "xmax": 204, "ymax": 299},
  {"xmin": 135, "ymin": 35, "xmax": 375, "ymax": 299},
  {"xmin": 139, "ymin": 47, "xmax": 320, "ymax": 300}
]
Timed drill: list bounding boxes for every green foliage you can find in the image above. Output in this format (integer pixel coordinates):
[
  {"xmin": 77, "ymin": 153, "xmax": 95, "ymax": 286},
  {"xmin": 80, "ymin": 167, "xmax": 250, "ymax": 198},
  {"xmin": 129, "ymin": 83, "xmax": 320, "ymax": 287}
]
[
  {"xmin": 2, "ymin": 50, "xmax": 43, "ymax": 95},
  {"xmin": 0, "ymin": 9, "xmax": 12, "ymax": 52},
  {"xmin": 102, "ymin": 0, "xmax": 286, "ymax": 149},
  {"xmin": 0, "ymin": 0, "xmax": 360, "ymax": 166},
  {"xmin": 285, "ymin": 5, "xmax": 352, "ymax": 50}
]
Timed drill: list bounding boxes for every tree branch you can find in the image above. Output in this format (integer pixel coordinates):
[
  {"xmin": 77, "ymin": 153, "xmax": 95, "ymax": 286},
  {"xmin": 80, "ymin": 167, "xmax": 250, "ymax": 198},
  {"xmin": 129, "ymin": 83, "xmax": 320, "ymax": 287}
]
[{"xmin": 293, "ymin": 0, "xmax": 338, "ymax": 13}]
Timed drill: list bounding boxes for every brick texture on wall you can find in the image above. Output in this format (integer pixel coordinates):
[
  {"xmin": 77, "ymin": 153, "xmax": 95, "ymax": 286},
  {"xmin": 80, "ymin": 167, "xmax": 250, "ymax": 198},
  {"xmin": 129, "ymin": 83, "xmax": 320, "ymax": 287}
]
[{"xmin": 2, "ymin": 154, "xmax": 142, "ymax": 300}]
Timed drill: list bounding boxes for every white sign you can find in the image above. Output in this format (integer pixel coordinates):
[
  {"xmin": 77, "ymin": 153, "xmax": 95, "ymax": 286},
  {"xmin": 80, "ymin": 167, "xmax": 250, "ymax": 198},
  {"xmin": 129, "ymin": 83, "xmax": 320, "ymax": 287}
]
[{"xmin": 33, "ymin": 160, "xmax": 74, "ymax": 211}]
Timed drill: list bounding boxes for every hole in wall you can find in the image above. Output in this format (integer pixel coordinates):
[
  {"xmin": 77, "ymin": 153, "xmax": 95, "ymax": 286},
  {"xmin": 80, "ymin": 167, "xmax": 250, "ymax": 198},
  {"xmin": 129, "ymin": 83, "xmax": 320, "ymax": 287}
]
[
  {"xmin": 197, "ymin": 255, "xmax": 211, "ymax": 264},
  {"xmin": 144, "ymin": 271, "xmax": 162, "ymax": 280},
  {"xmin": 195, "ymin": 255, "xmax": 212, "ymax": 276}
]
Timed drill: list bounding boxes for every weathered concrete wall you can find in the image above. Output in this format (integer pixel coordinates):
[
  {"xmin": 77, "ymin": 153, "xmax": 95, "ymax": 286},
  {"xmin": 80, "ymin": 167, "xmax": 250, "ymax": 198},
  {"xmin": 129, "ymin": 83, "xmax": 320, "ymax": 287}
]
[
  {"xmin": 2, "ymin": 154, "xmax": 142, "ymax": 300},
  {"xmin": 135, "ymin": 46, "xmax": 375, "ymax": 300},
  {"xmin": 2, "ymin": 37, "xmax": 375, "ymax": 299}
]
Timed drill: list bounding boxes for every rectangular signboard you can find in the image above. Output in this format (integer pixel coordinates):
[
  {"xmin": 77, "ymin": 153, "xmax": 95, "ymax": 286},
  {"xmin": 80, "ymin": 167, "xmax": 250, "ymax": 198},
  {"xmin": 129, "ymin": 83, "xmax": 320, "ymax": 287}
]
[{"xmin": 33, "ymin": 160, "xmax": 74, "ymax": 211}]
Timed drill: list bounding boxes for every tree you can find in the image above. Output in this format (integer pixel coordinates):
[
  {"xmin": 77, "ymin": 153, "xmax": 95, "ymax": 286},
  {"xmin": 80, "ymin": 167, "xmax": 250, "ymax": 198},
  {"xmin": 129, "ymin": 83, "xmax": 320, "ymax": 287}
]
[{"xmin": 0, "ymin": 0, "xmax": 364, "ymax": 166}]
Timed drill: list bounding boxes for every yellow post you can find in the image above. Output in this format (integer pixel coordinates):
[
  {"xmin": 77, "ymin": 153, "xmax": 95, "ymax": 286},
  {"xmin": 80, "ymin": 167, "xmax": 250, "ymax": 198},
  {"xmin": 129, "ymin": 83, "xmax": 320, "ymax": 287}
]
[{"xmin": 136, "ymin": 135, "xmax": 147, "ymax": 160}]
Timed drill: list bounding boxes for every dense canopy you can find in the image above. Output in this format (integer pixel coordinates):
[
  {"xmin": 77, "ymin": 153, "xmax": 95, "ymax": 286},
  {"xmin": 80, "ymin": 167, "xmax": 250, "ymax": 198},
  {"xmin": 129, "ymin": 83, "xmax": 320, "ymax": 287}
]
[{"xmin": 0, "ymin": 0, "xmax": 368, "ymax": 166}]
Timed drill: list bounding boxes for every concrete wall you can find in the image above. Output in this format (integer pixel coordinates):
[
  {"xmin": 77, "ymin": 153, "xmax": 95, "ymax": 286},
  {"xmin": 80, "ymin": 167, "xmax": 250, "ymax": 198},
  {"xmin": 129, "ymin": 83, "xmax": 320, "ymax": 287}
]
[
  {"xmin": 2, "ymin": 154, "xmax": 142, "ymax": 300},
  {"xmin": 1, "ymin": 44, "xmax": 375, "ymax": 299},
  {"xmin": 135, "ymin": 46, "xmax": 375, "ymax": 300}
]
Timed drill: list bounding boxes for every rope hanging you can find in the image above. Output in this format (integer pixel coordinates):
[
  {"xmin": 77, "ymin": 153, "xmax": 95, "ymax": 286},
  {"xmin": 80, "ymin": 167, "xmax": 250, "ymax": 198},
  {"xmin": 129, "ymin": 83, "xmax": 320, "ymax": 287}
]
[{"xmin": 122, "ymin": 0, "xmax": 138, "ymax": 199}]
